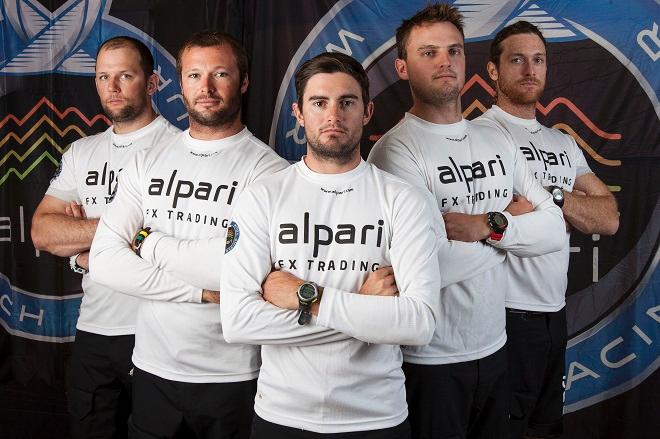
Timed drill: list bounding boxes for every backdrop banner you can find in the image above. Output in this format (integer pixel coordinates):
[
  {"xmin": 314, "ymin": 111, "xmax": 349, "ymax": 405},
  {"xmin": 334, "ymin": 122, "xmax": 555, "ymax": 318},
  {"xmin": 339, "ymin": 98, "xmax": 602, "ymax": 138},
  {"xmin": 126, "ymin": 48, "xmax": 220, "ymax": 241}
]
[{"xmin": 1, "ymin": 1, "xmax": 658, "ymax": 438}]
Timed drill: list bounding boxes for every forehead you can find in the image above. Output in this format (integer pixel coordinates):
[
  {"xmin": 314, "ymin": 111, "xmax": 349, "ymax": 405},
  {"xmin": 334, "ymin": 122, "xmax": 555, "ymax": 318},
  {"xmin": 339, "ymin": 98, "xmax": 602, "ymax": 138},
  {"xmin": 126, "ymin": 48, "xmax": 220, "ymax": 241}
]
[
  {"xmin": 181, "ymin": 44, "xmax": 238, "ymax": 70},
  {"xmin": 500, "ymin": 33, "xmax": 546, "ymax": 55},
  {"xmin": 303, "ymin": 72, "xmax": 363, "ymax": 98},
  {"xmin": 96, "ymin": 45, "xmax": 142, "ymax": 70},
  {"xmin": 407, "ymin": 21, "xmax": 463, "ymax": 48}
]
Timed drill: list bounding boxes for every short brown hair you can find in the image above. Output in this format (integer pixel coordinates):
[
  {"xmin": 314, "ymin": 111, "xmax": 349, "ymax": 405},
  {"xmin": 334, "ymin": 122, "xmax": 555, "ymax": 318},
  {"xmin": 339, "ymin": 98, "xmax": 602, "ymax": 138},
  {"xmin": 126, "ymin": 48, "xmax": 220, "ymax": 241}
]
[
  {"xmin": 294, "ymin": 52, "xmax": 370, "ymax": 111},
  {"xmin": 176, "ymin": 31, "xmax": 248, "ymax": 81},
  {"xmin": 396, "ymin": 3, "xmax": 465, "ymax": 59},
  {"xmin": 97, "ymin": 36, "xmax": 154, "ymax": 78},
  {"xmin": 490, "ymin": 21, "xmax": 547, "ymax": 67}
]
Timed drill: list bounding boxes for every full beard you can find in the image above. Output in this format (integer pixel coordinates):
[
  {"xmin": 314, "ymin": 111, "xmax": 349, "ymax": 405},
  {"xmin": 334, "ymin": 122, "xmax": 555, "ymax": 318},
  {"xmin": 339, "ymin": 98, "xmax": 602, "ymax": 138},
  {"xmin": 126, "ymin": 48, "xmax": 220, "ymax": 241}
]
[{"xmin": 184, "ymin": 89, "xmax": 241, "ymax": 128}]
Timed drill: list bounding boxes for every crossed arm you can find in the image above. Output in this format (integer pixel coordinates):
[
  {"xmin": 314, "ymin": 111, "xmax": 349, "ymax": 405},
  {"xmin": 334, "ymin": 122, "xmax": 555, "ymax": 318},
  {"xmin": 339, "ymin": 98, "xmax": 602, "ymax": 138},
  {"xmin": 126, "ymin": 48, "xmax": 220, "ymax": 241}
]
[{"xmin": 32, "ymin": 195, "xmax": 99, "ymax": 268}]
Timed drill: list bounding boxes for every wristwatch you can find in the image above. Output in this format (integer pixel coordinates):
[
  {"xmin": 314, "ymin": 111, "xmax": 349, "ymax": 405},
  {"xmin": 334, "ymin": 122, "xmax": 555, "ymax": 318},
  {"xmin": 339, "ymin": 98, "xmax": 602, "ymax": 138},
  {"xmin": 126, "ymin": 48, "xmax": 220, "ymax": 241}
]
[
  {"xmin": 548, "ymin": 186, "xmax": 565, "ymax": 208},
  {"xmin": 133, "ymin": 227, "xmax": 152, "ymax": 257},
  {"xmin": 487, "ymin": 211, "xmax": 508, "ymax": 242},
  {"xmin": 69, "ymin": 253, "xmax": 88, "ymax": 275},
  {"xmin": 297, "ymin": 282, "xmax": 320, "ymax": 325}
]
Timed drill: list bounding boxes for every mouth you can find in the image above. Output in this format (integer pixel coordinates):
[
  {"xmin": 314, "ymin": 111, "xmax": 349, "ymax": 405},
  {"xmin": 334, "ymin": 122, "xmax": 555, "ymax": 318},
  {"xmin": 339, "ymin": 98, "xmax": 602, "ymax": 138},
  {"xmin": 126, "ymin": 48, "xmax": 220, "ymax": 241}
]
[
  {"xmin": 196, "ymin": 98, "xmax": 222, "ymax": 105},
  {"xmin": 432, "ymin": 71, "xmax": 457, "ymax": 80},
  {"xmin": 321, "ymin": 127, "xmax": 347, "ymax": 135},
  {"xmin": 106, "ymin": 98, "xmax": 124, "ymax": 104}
]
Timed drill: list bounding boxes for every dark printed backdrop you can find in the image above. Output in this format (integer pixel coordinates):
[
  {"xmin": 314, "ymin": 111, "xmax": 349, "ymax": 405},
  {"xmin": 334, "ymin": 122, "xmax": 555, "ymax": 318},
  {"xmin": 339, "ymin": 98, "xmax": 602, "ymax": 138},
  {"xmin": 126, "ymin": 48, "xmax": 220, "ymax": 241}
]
[{"xmin": 1, "ymin": 1, "xmax": 658, "ymax": 438}]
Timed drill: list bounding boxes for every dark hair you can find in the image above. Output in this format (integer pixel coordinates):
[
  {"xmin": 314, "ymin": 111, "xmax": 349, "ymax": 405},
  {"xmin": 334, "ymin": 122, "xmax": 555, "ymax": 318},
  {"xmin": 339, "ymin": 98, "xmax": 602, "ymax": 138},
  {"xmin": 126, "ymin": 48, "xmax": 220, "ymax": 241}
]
[
  {"xmin": 97, "ymin": 36, "xmax": 155, "ymax": 78},
  {"xmin": 489, "ymin": 21, "xmax": 547, "ymax": 66},
  {"xmin": 396, "ymin": 3, "xmax": 465, "ymax": 59},
  {"xmin": 176, "ymin": 31, "xmax": 248, "ymax": 81},
  {"xmin": 294, "ymin": 52, "xmax": 370, "ymax": 111}
]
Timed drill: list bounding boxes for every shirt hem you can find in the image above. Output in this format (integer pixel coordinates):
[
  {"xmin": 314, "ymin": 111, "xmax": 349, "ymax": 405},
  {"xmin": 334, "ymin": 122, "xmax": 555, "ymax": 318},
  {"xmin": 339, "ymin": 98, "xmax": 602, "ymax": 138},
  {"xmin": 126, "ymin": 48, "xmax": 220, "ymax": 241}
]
[
  {"xmin": 504, "ymin": 300, "xmax": 565, "ymax": 312},
  {"xmin": 403, "ymin": 333, "xmax": 506, "ymax": 365},
  {"xmin": 132, "ymin": 356, "xmax": 259, "ymax": 383},
  {"xmin": 254, "ymin": 405, "xmax": 408, "ymax": 434},
  {"xmin": 76, "ymin": 322, "xmax": 135, "ymax": 336}
]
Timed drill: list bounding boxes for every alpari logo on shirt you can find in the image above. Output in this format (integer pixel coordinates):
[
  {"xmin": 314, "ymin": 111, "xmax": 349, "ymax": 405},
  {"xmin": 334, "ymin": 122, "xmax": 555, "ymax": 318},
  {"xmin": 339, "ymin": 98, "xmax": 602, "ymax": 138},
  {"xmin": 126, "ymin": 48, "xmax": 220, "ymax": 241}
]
[
  {"xmin": 86, "ymin": 162, "xmax": 121, "ymax": 197},
  {"xmin": 147, "ymin": 170, "xmax": 238, "ymax": 209},
  {"xmin": 437, "ymin": 155, "xmax": 506, "ymax": 193},
  {"xmin": 521, "ymin": 141, "xmax": 572, "ymax": 172},
  {"xmin": 225, "ymin": 221, "xmax": 239, "ymax": 253},
  {"xmin": 278, "ymin": 212, "xmax": 384, "ymax": 257}
]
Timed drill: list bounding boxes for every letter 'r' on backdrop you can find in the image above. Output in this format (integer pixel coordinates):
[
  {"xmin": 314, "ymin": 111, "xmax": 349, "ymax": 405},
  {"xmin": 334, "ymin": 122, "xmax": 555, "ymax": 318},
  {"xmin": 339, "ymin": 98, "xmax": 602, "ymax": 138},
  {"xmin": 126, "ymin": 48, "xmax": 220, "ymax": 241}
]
[{"xmin": 0, "ymin": 1, "xmax": 658, "ymax": 438}]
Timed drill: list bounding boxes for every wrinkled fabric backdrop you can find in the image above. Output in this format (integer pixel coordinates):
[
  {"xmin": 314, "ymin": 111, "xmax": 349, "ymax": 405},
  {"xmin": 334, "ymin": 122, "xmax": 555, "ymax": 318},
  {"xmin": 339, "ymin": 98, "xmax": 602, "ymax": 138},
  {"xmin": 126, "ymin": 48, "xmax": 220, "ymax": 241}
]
[{"xmin": 1, "ymin": 1, "xmax": 658, "ymax": 438}]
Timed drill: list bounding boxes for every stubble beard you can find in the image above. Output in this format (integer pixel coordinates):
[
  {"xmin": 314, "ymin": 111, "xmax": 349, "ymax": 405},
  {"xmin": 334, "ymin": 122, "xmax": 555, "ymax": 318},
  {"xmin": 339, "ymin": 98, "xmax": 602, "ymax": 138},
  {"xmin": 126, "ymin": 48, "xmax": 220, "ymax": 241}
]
[
  {"xmin": 103, "ymin": 97, "xmax": 146, "ymax": 124},
  {"xmin": 411, "ymin": 79, "xmax": 460, "ymax": 107},
  {"xmin": 307, "ymin": 130, "xmax": 360, "ymax": 165},
  {"xmin": 498, "ymin": 77, "xmax": 545, "ymax": 106}
]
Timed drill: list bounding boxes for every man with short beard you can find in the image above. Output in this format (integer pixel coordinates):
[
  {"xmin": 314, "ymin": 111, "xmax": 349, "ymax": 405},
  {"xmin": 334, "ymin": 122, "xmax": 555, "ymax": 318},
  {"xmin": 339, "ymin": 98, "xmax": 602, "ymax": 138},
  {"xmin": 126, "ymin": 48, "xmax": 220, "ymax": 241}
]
[
  {"xmin": 368, "ymin": 4, "xmax": 565, "ymax": 439},
  {"xmin": 89, "ymin": 32, "xmax": 288, "ymax": 438},
  {"xmin": 220, "ymin": 52, "xmax": 442, "ymax": 439},
  {"xmin": 477, "ymin": 21, "xmax": 618, "ymax": 439},
  {"xmin": 31, "ymin": 37, "xmax": 179, "ymax": 439}
]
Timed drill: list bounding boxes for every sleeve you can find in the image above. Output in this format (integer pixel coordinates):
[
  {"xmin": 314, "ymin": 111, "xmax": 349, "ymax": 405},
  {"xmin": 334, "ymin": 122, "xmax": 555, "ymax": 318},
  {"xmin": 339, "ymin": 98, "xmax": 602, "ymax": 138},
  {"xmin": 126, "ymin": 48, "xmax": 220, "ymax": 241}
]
[
  {"xmin": 568, "ymin": 135, "xmax": 593, "ymax": 179},
  {"xmin": 316, "ymin": 186, "xmax": 441, "ymax": 346},
  {"xmin": 136, "ymin": 151, "xmax": 290, "ymax": 291},
  {"xmin": 487, "ymin": 146, "xmax": 565, "ymax": 257},
  {"xmin": 247, "ymin": 149, "xmax": 291, "ymax": 184},
  {"xmin": 220, "ymin": 186, "xmax": 350, "ymax": 346},
  {"xmin": 369, "ymin": 140, "xmax": 505, "ymax": 286},
  {"xmin": 368, "ymin": 138, "xmax": 430, "ymax": 192},
  {"xmin": 45, "ymin": 143, "xmax": 80, "ymax": 202},
  {"xmin": 89, "ymin": 153, "xmax": 203, "ymax": 303}
]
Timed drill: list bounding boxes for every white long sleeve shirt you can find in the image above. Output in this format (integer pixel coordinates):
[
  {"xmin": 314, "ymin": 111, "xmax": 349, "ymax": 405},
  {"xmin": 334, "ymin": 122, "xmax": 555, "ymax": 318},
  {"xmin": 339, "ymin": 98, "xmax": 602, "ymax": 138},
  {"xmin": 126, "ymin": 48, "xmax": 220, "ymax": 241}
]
[
  {"xmin": 46, "ymin": 116, "xmax": 179, "ymax": 335},
  {"xmin": 368, "ymin": 113, "xmax": 565, "ymax": 364},
  {"xmin": 90, "ymin": 127, "xmax": 289, "ymax": 382},
  {"xmin": 220, "ymin": 159, "xmax": 442, "ymax": 433},
  {"xmin": 478, "ymin": 106, "xmax": 592, "ymax": 311}
]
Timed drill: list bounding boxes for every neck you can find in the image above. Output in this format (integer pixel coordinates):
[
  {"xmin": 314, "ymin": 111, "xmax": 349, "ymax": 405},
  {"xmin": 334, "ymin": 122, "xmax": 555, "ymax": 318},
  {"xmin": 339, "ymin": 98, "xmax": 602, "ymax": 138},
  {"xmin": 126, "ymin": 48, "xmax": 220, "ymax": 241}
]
[
  {"xmin": 304, "ymin": 148, "xmax": 362, "ymax": 174},
  {"xmin": 409, "ymin": 97, "xmax": 462, "ymax": 124},
  {"xmin": 495, "ymin": 95, "xmax": 536, "ymax": 119},
  {"xmin": 189, "ymin": 116, "xmax": 244, "ymax": 141},
  {"xmin": 112, "ymin": 109, "xmax": 158, "ymax": 134}
]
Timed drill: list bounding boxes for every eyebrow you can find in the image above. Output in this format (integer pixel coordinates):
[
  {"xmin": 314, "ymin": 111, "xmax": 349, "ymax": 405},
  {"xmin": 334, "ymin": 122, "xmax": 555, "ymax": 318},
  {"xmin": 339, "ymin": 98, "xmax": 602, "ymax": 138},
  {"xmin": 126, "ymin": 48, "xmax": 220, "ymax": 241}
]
[
  {"xmin": 416, "ymin": 43, "xmax": 464, "ymax": 51},
  {"xmin": 509, "ymin": 52, "xmax": 546, "ymax": 57},
  {"xmin": 307, "ymin": 94, "xmax": 359, "ymax": 101}
]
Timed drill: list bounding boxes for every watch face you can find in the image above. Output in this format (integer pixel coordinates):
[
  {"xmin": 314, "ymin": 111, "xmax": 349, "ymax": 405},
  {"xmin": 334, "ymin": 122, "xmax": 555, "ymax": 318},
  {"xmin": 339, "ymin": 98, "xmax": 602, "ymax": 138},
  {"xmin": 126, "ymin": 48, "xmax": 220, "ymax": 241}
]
[
  {"xmin": 552, "ymin": 188, "xmax": 564, "ymax": 202},
  {"xmin": 298, "ymin": 283, "xmax": 317, "ymax": 301},
  {"xmin": 492, "ymin": 212, "xmax": 507, "ymax": 228}
]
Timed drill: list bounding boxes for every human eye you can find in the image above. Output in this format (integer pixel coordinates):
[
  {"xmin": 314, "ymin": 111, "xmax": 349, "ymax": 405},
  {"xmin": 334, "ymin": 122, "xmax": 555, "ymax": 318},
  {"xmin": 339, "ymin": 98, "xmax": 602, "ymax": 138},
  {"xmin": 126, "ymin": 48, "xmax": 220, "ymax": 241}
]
[
  {"xmin": 188, "ymin": 73, "xmax": 200, "ymax": 79},
  {"xmin": 214, "ymin": 71, "xmax": 228, "ymax": 78},
  {"xmin": 534, "ymin": 56, "xmax": 545, "ymax": 64},
  {"xmin": 120, "ymin": 73, "xmax": 132, "ymax": 80},
  {"xmin": 422, "ymin": 50, "xmax": 435, "ymax": 57},
  {"xmin": 98, "ymin": 74, "xmax": 108, "ymax": 81},
  {"xmin": 449, "ymin": 47, "xmax": 462, "ymax": 56}
]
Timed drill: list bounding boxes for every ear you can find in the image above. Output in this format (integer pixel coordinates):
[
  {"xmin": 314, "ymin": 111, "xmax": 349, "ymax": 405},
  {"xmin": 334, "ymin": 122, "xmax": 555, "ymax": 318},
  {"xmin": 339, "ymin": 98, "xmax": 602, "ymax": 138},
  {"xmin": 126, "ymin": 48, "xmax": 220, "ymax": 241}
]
[
  {"xmin": 292, "ymin": 102, "xmax": 304, "ymax": 127},
  {"xmin": 363, "ymin": 101, "xmax": 374, "ymax": 126},
  {"xmin": 240, "ymin": 73, "xmax": 249, "ymax": 94},
  {"xmin": 486, "ymin": 61, "xmax": 499, "ymax": 82},
  {"xmin": 395, "ymin": 58, "xmax": 408, "ymax": 80},
  {"xmin": 146, "ymin": 73, "xmax": 158, "ymax": 96}
]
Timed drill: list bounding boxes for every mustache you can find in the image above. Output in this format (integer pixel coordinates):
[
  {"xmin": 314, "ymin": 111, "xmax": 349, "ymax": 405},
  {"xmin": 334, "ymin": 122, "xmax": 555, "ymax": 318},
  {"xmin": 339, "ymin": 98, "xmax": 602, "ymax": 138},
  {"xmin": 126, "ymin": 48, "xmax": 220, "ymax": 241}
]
[
  {"xmin": 432, "ymin": 69, "xmax": 457, "ymax": 79},
  {"xmin": 319, "ymin": 124, "xmax": 348, "ymax": 133},
  {"xmin": 195, "ymin": 94, "xmax": 223, "ymax": 103}
]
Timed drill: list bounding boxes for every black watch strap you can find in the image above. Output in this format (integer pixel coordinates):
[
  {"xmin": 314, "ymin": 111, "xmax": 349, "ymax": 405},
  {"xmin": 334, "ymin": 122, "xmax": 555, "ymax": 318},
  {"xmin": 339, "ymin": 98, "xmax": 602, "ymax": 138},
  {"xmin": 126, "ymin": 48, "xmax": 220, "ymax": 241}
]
[{"xmin": 298, "ymin": 303, "xmax": 312, "ymax": 325}]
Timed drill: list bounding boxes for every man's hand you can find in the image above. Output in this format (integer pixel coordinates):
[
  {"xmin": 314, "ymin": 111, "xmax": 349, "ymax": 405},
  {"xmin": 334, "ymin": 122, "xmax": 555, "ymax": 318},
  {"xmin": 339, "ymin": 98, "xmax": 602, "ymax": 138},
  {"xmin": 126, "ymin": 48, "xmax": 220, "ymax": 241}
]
[
  {"xmin": 262, "ymin": 271, "xmax": 304, "ymax": 310},
  {"xmin": 443, "ymin": 212, "xmax": 490, "ymax": 242},
  {"xmin": 202, "ymin": 289, "xmax": 220, "ymax": 303},
  {"xmin": 505, "ymin": 195, "xmax": 533, "ymax": 216},
  {"xmin": 359, "ymin": 266, "xmax": 397, "ymax": 296},
  {"xmin": 130, "ymin": 227, "xmax": 150, "ymax": 253},
  {"xmin": 65, "ymin": 201, "xmax": 86, "ymax": 219},
  {"xmin": 76, "ymin": 251, "xmax": 90, "ymax": 270}
]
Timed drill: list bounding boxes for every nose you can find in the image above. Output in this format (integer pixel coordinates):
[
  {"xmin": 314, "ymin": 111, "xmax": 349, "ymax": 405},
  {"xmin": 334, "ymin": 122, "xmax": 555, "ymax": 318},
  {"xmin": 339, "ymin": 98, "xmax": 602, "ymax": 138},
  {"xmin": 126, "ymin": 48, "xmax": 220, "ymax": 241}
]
[
  {"xmin": 436, "ymin": 50, "xmax": 452, "ymax": 68},
  {"xmin": 326, "ymin": 101, "xmax": 342, "ymax": 123},
  {"xmin": 200, "ymin": 74, "xmax": 215, "ymax": 94},
  {"xmin": 107, "ymin": 76, "xmax": 120, "ymax": 92},
  {"xmin": 523, "ymin": 59, "xmax": 535, "ymax": 76}
]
